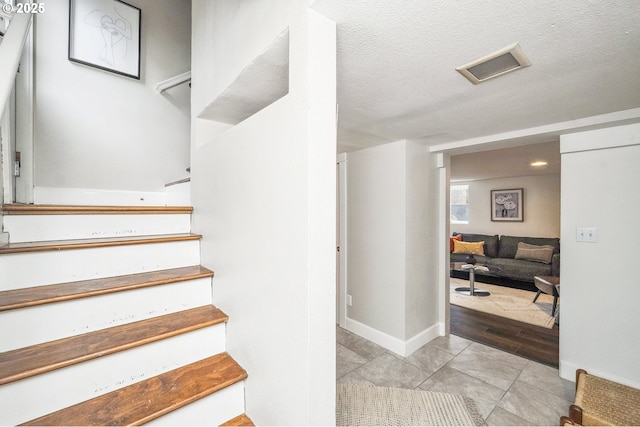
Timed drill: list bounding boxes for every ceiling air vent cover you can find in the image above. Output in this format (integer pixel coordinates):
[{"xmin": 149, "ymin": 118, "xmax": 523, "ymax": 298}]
[{"xmin": 457, "ymin": 43, "xmax": 531, "ymax": 84}]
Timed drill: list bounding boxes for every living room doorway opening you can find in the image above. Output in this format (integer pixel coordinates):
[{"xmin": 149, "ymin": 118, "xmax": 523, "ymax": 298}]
[{"xmin": 442, "ymin": 139, "xmax": 561, "ymax": 366}]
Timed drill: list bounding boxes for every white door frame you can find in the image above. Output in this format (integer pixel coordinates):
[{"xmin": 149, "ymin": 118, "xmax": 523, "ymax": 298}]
[
  {"xmin": 0, "ymin": 12, "xmax": 33, "ymax": 205},
  {"xmin": 436, "ymin": 152, "xmax": 451, "ymax": 336},
  {"xmin": 337, "ymin": 153, "xmax": 347, "ymax": 327},
  {"xmin": 1, "ymin": 84, "xmax": 15, "ymax": 203},
  {"xmin": 14, "ymin": 16, "xmax": 34, "ymax": 204}
]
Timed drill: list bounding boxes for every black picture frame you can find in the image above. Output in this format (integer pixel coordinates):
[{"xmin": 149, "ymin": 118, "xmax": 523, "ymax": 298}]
[
  {"xmin": 491, "ymin": 188, "xmax": 524, "ymax": 222},
  {"xmin": 68, "ymin": 0, "xmax": 141, "ymax": 79}
]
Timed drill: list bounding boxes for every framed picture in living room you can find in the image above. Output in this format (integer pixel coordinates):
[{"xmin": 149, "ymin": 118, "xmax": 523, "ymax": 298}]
[
  {"xmin": 491, "ymin": 188, "xmax": 523, "ymax": 221},
  {"xmin": 68, "ymin": 0, "xmax": 141, "ymax": 79}
]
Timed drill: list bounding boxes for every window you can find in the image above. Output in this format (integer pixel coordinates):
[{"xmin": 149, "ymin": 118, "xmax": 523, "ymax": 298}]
[{"xmin": 450, "ymin": 185, "xmax": 469, "ymax": 224}]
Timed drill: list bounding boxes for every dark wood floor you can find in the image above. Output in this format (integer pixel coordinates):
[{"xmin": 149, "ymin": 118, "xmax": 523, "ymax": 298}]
[{"xmin": 450, "ymin": 304, "xmax": 559, "ymax": 367}]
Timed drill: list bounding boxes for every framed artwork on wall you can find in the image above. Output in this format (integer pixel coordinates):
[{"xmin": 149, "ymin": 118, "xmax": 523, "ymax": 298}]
[
  {"xmin": 68, "ymin": 0, "xmax": 141, "ymax": 79},
  {"xmin": 491, "ymin": 188, "xmax": 524, "ymax": 222}
]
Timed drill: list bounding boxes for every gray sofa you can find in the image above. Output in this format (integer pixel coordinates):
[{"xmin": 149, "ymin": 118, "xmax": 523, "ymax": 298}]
[{"xmin": 450, "ymin": 233, "xmax": 560, "ymax": 283}]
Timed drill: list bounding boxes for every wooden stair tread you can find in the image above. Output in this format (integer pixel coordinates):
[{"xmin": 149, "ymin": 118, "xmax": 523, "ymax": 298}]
[
  {"xmin": 221, "ymin": 414, "xmax": 255, "ymax": 426},
  {"xmin": 0, "ymin": 266, "xmax": 214, "ymax": 312},
  {"xmin": 21, "ymin": 352, "xmax": 247, "ymax": 426},
  {"xmin": 0, "ymin": 305, "xmax": 228, "ymax": 386},
  {"xmin": 2, "ymin": 204, "xmax": 193, "ymax": 215},
  {"xmin": 0, "ymin": 233, "xmax": 201, "ymax": 255}
]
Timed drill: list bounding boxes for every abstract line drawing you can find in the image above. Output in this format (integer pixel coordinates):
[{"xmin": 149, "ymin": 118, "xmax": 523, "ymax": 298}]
[
  {"xmin": 85, "ymin": 6, "xmax": 132, "ymax": 67},
  {"xmin": 69, "ymin": 0, "xmax": 141, "ymax": 79}
]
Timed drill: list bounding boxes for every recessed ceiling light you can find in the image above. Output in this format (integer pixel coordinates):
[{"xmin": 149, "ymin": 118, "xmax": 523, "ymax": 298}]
[
  {"xmin": 456, "ymin": 43, "xmax": 532, "ymax": 84},
  {"xmin": 530, "ymin": 161, "xmax": 548, "ymax": 167}
]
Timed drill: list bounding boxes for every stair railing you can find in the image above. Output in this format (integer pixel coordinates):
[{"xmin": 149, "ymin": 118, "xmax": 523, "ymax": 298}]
[
  {"xmin": 0, "ymin": 8, "xmax": 31, "ymax": 117},
  {"xmin": 155, "ymin": 71, "xmax": 191, "ymax": 94}
]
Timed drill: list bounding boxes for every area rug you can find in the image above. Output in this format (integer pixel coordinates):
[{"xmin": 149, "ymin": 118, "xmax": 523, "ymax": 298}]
[
  {"xmin": 450, "ymin": 278, "xmax": 556, "ymax": 329},
  {"xmin": 336, "ymin": 384, "xmax": 486, "ymax": 426}
]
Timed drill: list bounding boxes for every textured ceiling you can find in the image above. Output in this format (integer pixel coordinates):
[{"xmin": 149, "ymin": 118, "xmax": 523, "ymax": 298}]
[{"xmin": 311, "ymin": 0, "xmax": 640, "ymax": 154}]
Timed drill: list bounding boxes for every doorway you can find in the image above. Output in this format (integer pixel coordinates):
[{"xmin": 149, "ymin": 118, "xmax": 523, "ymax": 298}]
[{"xmin": 442, "ymin": 141, "xmax": 561, "ymax": 366}]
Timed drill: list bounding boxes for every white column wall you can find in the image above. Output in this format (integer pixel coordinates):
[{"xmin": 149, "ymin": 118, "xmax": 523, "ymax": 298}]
[
  {"xmin": 346, "ymin": 141, "xmax": 407, "ymax": 340},
  {"xmin": 405, "ymin": 141, "xmax": 439, "ymax": 339},
  {"xmin": 559, "ymin": 123, "xmax": 640, "ymax": 387},
  {"xmin": 306, "ymin": 10, "xmax": 338, "ymax": 424},
  {"xmin": 190, "ymin": 1, "xmax": 336, "ymax": 425},
  {"xmin": 345, "ymin": 140, "xmax": 441, "ymax": 355}
]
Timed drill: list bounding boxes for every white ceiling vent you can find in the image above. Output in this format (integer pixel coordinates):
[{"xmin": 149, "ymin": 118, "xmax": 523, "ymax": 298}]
[{"xmin": 456, "ymin": 43, "xmax": 531, "ymax": 84}]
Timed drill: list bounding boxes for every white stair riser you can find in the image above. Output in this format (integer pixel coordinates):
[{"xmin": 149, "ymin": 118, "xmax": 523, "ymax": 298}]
[
  {"xmin": 3, "ymin": 214, "xmax": 191, "ymax": 243},
  {"xmin": 0, "ymin": 240, "xmax": 201, "ymax": 290},
  {"xmin": 0, "ymin": 327, "xmax": 226, "ymax": 426},
  {"xmin": 0, "ymin": 278, "xmax": 213, "ymax": 352},
  {"xmin": 166, "ymin": 181, "xmax": 191, "ymax": 207},
  {"xmin": 149, "ymin": 382, "xmax": 245, "ymax": 426}
]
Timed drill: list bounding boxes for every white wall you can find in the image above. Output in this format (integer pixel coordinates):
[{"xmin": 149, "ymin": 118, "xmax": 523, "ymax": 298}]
[
  {"xmin": 33, "ymin": 0, "xmax": 191, "ymax": 199},
  {"xmin": 452, "ymin": 174, "xmax": 560, "ymax": 238},
  {"xmin": 347, "ymin": 141, "xmax": 406, "ymax": 339},
  {"xmin": 406, "ymin": 141, "xmax": 440, "ymax": 338},
  {"xmin": 559, "ymin": 123, "xmax": 640, "ymax": 387},
  {"xmin": 345, "ymin": 140, "xmax": 440, "ymax": 355},
  {"xmin": 190, "ymin": 1, "xmax": 336, "ymax": 424}
]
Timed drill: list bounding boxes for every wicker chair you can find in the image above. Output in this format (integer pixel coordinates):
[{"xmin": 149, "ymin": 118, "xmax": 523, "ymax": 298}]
[{"xmin": 560, "ymin": 369, "xmax": 640, "ymax": 426}]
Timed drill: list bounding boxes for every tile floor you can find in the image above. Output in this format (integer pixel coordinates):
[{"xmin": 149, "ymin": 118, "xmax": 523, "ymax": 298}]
[{"xmin": 337, "ymin": 326, "xmax": 575, "ymax": 426}]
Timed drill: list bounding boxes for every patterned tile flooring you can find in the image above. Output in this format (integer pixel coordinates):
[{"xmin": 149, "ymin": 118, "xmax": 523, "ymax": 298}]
[{"xmin": 337, "ymin": 327, "xmax": 575, "ymax": 426}]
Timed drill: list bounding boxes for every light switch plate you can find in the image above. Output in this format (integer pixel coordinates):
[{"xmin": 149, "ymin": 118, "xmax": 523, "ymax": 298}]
[{"xmin": 577, "ymin": 227, "xmax": 597, "ymax": 243}]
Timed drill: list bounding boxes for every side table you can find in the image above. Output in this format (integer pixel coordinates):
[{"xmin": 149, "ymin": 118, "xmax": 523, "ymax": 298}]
[{"xmin": 454, "ymin": 264, "xmax": 491, "ymax": 297}]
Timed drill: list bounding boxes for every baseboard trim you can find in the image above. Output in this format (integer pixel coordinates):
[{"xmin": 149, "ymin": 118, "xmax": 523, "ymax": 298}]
[
  {"xmin": 34, "ymin": 187, "xmax": 167, "ymax": 206},
  {"xmin": 438, "ymin": 321, "xmax": 447, "ymax": 336},
  {"xmin": 558, "ymin": 360, "xmax": 579, "ymax": 383},
  {"xmin": 405, "ymin": 323, "xmax": 442, "ymax": 356},
  {"xmin": 345, "ymin": 317, "xmax": 442, "ymax": 357},
  {"xmin": 559, "ymin": 359, "xmax": 640, "ymax": 389}
]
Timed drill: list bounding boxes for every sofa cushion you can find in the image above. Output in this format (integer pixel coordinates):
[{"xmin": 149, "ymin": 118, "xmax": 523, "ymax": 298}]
[
  {"xmin": 515, "ymin": 242, "xmax": 555, "ymax": 264},
  {"xmin": 487, "ymin": 258, "xmax": 553, "ymax": 282},
  {"xmin": 453, "ymin": 233, "xmax": 499, "ymax": 258},
  {"xmin": 498, "ymin": 235, "xmax": 560, "ymax": 259},
  {"xmin": 449, "ymin": 234, "xmax": 462, "ymax": 252},
  {"xmin": 452, "ymin": 240, "xmax": 485, "ymax": 255}
]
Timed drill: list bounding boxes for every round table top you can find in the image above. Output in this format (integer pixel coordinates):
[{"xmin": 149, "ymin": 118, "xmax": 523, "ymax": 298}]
[{"xmin": 450, "ymin": 262, "xmax": 501, "ymax": 273}]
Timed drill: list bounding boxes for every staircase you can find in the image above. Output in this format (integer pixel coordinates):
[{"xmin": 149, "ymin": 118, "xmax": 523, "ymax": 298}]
[{"xmin": 0, "ymin": 204, "xmax": 252, "ymax": 426}]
